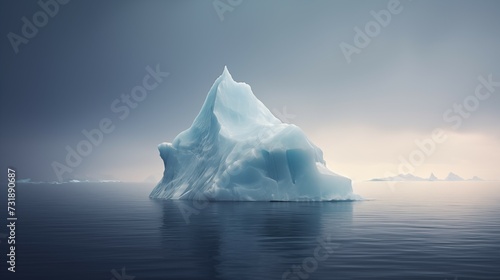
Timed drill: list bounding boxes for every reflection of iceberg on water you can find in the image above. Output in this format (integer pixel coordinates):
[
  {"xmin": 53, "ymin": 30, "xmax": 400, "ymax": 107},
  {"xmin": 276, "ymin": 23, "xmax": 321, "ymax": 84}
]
[{"xmin": 150, "ymin": 67, "xmax": 355, "ymax": 201}]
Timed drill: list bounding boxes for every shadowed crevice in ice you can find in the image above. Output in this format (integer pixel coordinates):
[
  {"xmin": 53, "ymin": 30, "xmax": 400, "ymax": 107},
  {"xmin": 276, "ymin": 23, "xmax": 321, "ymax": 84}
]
[{"xmin": 150, "ymin": 67, "xmax": 356, "ymax": 201}]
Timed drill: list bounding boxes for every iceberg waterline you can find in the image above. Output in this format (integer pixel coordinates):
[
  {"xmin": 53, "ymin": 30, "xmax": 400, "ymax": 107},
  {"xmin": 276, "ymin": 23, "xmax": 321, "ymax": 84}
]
[{"xmin": 150, "ymin": 67, "xmax": 356, "ymax": 201}]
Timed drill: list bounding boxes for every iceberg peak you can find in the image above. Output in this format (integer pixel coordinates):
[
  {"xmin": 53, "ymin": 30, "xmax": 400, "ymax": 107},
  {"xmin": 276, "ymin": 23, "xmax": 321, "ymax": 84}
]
[
  {"xmin": 186, "ymin": 67, "xmax": 280, "ymax": 141},
  {"xmin": 221, "ymin": 65, "xmax": 232, "ymax": 80},
  {"xmin": 151, "ymin": 68, "xmax": 354, "ymax": 201}
]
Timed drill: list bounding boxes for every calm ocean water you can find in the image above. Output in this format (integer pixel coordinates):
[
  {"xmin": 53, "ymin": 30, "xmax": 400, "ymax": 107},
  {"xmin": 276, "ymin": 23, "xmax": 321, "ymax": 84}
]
[{"xmin": 0, "ymin": 181, "xmax": 499, "ymax": 279}]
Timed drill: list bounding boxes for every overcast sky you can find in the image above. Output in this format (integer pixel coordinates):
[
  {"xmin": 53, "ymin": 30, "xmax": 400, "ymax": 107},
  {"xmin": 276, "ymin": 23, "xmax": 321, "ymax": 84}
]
[{"xmin": 1, "ymin": 0, "xmax": 499, "ymax": 182}]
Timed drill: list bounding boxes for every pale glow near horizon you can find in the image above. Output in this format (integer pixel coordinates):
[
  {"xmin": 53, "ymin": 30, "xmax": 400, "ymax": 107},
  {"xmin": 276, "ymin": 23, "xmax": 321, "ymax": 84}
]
[{"xmin": 311, "ymin": 126, "xmax": 500, "ymax": 181}]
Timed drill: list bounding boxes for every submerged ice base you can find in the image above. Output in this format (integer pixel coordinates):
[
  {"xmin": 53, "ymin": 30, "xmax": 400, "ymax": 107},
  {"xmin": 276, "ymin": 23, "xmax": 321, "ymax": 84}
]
[{"xmin": 150, "ymin": 67, "xmax": 354, "ymax": 201}]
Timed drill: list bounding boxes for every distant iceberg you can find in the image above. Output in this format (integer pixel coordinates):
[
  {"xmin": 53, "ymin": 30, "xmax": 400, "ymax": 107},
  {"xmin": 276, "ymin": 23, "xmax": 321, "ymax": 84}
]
[
  {"xmin": 16, "ymin": 178, "xmax": 56, "ymax": 184},
  {"xmin": 18, "ymin": 178, "xmax": 33, "ymax": 183},
  {"xmin": 370, "ymin": 174, "xmax": 428, "ymax": 182},
  {"xmin": 67, "ymin": 179, "xmax": 121, "ymax": 183},
  {"xmin": 444, "ymin": 172, "xmax": 464, "ymax": 181},
  {"xmin": 428, "ymin": 173, "xmax": 438, "ymax": 181},
  {"xmin": 150, "ymin": 67, "xmax": 354, "ymax": 201},
  {"xmin": 370, "ymin": 172, "xmax": 484, "ymax": 182},
  {"xmin": 468, "ymin": 176, "xmax": 483, "ymax": 181},
  {"xmin": 16, "ymin": 178, "xmax": 120, "ymax": 184}
]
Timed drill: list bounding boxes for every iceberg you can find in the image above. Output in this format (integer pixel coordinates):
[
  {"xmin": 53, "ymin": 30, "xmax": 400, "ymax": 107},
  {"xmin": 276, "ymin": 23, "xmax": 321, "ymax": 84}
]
[
  {"xmin": 150, "ymin": 67, "xmax": 354, "ymax": 201},
  {"xmin": 370, "ymin": 173, "xmax": 429, "ymax": 182},
  {"xmin": 444, "ymin": 172, "xmax": 464, "ymax": 181},
  {"xmin": 468, "ymin": 176, "xmax": 483, "ymax": 181},
  {"xmin": 428, "ymin": 173, "xmax": 438, "ymax": 181}
]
